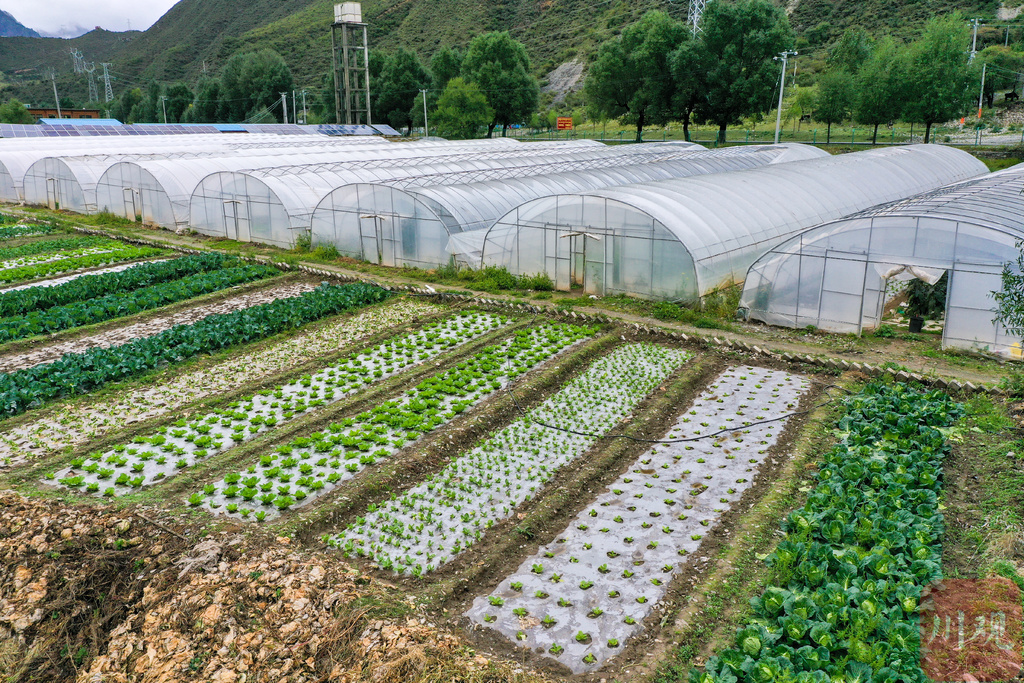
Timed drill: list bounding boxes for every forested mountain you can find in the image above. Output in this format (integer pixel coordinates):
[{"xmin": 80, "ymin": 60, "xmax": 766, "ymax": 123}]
[{"xmin": 0, "ymin": 0, "xmax": 1016, "ymax": 107}]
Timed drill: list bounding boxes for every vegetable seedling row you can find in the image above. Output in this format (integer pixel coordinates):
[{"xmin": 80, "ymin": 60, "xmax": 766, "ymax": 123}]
[
  {"xmin": 466, "ymin": 366, "xmax": 810, "ymax": 672},
  {"xmin": 50, "ymin": 311, "xmax": 509, "ymax": 498},
  {"xmin": 196, "ymin": 322, "xmax": 595, "ymax": 522},
  {"xmin": 329, "ymin": 343, "xmax": 692, "ymax": 576}
]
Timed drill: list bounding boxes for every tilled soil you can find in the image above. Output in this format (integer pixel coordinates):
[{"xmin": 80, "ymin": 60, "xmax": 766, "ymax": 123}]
[{"xmin": 0, "ymin": 282, "xmax": 317, "ymax": 374}]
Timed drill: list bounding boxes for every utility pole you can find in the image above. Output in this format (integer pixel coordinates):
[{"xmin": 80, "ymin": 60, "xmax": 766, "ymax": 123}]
[
  {"xmin": 970, "ymin": 18, "xmax": 980, "ymax": 62},
  {"xmin": 159, "ymin": 95, "xmax": 168, "ymax": 123},
  {"xmin": 420, "ymin": 88, "xmax": 429, "ymax": 137},
  {"xmin": 978, "ymin": 61, "xmax": 987, "ymax": 119},
  {"xmin": 50, "ymin": 70, "xmax": 62, "ymax": 118},
  {"xmin": 301, "ymin": 90, "xmax": 307, "ymax": 124},
  {"xmin": 280, "ymin": 92, "xmax": 288, "ymax": 124},
  {"xmin": 773, "ymin": 50, "xmax": 797, "ymax": 144},
  {"xmin": 101, "ymin": 63, "xmax": 114, "ymax": 103},
  {"xmin": 292, "ymin": 90, "xmax": 297, "ymax": 125}
]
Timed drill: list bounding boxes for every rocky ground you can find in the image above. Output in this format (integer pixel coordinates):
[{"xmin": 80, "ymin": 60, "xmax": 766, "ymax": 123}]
[{"xmin": 0, "ymin": 491, "xmax": 542, "ymax": 683}]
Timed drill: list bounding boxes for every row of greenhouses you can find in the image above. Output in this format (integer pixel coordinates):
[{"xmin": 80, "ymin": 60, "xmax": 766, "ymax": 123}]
[{"xmin": 4, "ymin": 132, "xmax": 1021, "ymax": 356}]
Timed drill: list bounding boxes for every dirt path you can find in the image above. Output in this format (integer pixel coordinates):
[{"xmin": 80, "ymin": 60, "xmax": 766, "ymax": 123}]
[{"xmin": 0, "ymin": 281, "xmax": 316, "ymax": 374}]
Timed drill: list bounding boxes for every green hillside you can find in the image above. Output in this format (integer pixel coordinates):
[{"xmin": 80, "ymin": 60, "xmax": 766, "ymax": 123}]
[{"xmin": 0, "ymin": 0, "xmax": 1015, "ymax": 108}]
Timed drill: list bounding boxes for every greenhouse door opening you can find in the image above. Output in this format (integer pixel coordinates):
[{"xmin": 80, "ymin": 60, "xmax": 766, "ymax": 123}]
[
  {"xmin": 222, "ymin": 200, "xmax": 250, "ymax": 242},
  {"xmin": 554, "ymin": 229, "xmax": 607, "ymax": 295},
  {"xmin": 122, "ymin": 188, "xmax": 145, "ymax": 222},
  {"xmin": 358, "ymin": 214, "xmax": 397, "ymax": 266},
  {"xmin": 45, "ymin": 178, "xmax": 61, "ymax": 210}
]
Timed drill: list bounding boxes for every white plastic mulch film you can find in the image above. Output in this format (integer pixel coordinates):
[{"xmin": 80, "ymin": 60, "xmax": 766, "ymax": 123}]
[
  {"xmin": 480, "ymin": 145, "xmax": 988, "ymax": 302},
  {"xmin": 310, "ymin": 144, "xmax": 829, "ymax": 270},
  {"xmin": 740, "ymin": 163, "xmax": 1024, "ymax": 358}
]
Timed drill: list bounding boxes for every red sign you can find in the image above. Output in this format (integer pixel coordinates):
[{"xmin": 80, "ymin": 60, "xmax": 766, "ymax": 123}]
[{"xmin": 556, "ymin": 117, "xmax": 573, "ymax": 130}]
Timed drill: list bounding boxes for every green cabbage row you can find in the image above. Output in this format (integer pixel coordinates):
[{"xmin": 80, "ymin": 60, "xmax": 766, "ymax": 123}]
[
  {"xmin": 0, "ymin": 263, "xmax": 280, "ymax": 344},
  {"xmin": 0, "ymin": 246, "xmax": 165, "ymax": 284},
  {"xmin": 693, "ymin": 383, "xmax": 962, "ymax": 683},
  {"xmin": 0, "ymin": 224, "xmax": 55, "ymax": 240},
  {"xmin": 0, "ymin": 236, "xmax": 109, "ymax": 261},
  {"xmin": 0, "ymin": 282, "xmax": 392, "ymax": 418},
  {"xmin": 0, "ymin": 253, "xmax": 252, "ymax": 317}
]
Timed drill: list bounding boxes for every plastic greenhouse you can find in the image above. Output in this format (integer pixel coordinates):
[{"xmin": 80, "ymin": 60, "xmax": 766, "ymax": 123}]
[
  {"xmin": 478, "ymin": 145, "xmax": 988, "ymax": 301},
  {"xmin": 740, "ymin": 163, "xmax": 1024, "ymax": 358},
  {"xmin": 311, "ymin": 144, "xmax": 828, "ymax": 269},
  {"xmin": 186, "ymin": 141, "xmax": 687, "ymax": 248}
]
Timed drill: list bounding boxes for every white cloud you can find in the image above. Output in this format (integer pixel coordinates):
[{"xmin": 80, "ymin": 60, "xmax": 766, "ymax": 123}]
[{"xmin": 5, "ymin": 0, "xmax": 179, "ymax": 36}]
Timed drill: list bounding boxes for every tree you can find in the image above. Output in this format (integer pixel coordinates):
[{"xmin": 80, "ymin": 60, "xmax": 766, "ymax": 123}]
[
  {"xmin": 695, "ymin": 0, "xmax": 793, "ymax": 143},
  {"xmin": 994, "ymin": 241, "xmax": 1024, "ymax": 336},
  {"xmin": 0, "ymin": 98, "xmax": 33, "ymax": 124},
  {"xmin": 431, "ymin": 46, "xmax": 463, "ymax": 90},
  {"xmin": 164, "ymin": 83, "xmax": 194, "ymax": 123},
  {"xmin": 978, "ymin": 45, "xmax": 1024, "ymax": 108},
  {"xmin": 814, "ymin": 69, "xmax": 854, "ymax": 143},
  {"xmin": 432, "ymin": 77, "xmax": 492, "ymax": 139},
  {"xmin": 374, "ymin": 48, "xmax": 431, "ymax": 134},
  {"xmin": 110, "ymin": 88, "xmax": 143, "ymax": 123},
  {"xmin": 461, "ymin": 32, "xmax": 539, "ymax": 137},
  {"xmin": 189, "ymin": 77, "xmax": 222, "ymax": 123},
  {"xmin": 585, "ymin": 11, "xmax": 687, "ymax": 143},
  {"xmin": 219, "ymin": 49, "xmax": 294, "ymax": 123},
  {"xmin": 854, "ymin": 37, "xmax": 905, "ymax": 144},
  {"xmin": 784, "ymin": 85, "xmax": 816, "ymax": 132},
  {"xmin": 902, "ymin": 13, "xmax": 973, "ymax": 144},
  {"xmin": 827, "ymin": 27, "xmax": 872, "ymax": 73}
]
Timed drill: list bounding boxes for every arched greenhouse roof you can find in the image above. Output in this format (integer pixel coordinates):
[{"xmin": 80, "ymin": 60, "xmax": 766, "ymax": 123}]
[
  {"xmin": 740, "ymin": 163, "xmax": 1024, "ymax": 357},
  {"xmin": 478, "ymin": 145, "xmax": 988, "ymax": 301}
]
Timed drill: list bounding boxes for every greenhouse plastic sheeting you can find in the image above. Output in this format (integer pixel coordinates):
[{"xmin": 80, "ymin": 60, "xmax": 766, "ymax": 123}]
[
  {"xmin": 188, "ymin": 141, "xmax": 685, "ymax": 248},
  {"xmin": 740, "ymin": 163, "xmax": 1024, "ymax": 358},
  {"xmin": 479, "ymin": 145, "xmax": 988, "ymax": 301},
  {"xmin": 312, "ymin": 144, "xmax": 828, "ymax": 269}
]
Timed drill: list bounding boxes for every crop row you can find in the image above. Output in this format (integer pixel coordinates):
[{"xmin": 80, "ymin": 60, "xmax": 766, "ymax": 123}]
[
  {"xmin": 330, "ymin": 343, "xmax": 692, "ymax": 576},
  {"xmin": 0, "ymin": 245, "xmax": 165, "ymax": 285},
  {"xmin": 0, "ymin": 299, "xmax": 440, "ymax": 463},
  {"xmin": 695, "ymin": 383, "xmax": 962, "ymax": 683},
  {"xmin": 0, "ymin": 224, "xmax": 54, "ymax": 240},
  {"xmin": 0, "ymin": 263, "xmax": 280, "ymax": 344},
  {"xmin": 0, "ymin": 236, "xmax": 104, "ymax": 262},
  {"xmin": 467, "ymin": 366, "xmax": 811, "ymax": 672},
  {"xmin": 51, "ymin": 311, "xmax": 509, "ymax": 496},
  {"xmin": 191, "ymin": 322, "xmax": 595, "ymax": 522},
  {"xmin": 0, "ymin": 245, "xmax": 123, "ymax": 271},
  {"xmin": 0, "ymin": 282, "xmax": 392, "ymax": 418},
  {"xmin": 0, "ymin": 253, "xmax": 247, "ymax": 317}
]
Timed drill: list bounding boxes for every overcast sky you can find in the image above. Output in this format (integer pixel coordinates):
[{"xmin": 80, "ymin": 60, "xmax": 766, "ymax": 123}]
[{"xmin": 6, "ymin": 0, "xmax": 179, "ymax": 37}]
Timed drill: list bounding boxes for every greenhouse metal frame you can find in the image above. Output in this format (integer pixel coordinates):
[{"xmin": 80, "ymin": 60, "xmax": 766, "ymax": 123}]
[
  {"xmin": 739, "ymin": 164, "xmax": 1024, "ymax": 358},
  {"xmin": 477, "ymin": 145, "xmax": 988, "ymax": 302}
]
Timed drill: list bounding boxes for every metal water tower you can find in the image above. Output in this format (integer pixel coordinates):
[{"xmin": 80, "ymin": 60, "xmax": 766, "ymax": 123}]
[{"xmin": 331, "ymin": 3, "xmax": 372, "ymax": 125}]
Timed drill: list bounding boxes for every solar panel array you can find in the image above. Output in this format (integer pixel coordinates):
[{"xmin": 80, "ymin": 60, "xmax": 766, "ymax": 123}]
[
  {"xmin": 315, "ymin": 124, "xmax": 379, "ymax": 136},
  {"xmin": 370, "ymin": 124, "xmax": 402, "ymax": 136},
  {"xmin": 0, "ymin": 122, "xmax": 357, "ymax": 139}
]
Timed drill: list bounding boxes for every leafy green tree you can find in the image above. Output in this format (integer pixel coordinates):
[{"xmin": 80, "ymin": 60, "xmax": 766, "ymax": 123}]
[
  {"xmin": 374, "ymin": 48, "xmax": 431, "ymax": 134},
  {"xmin": 431, "ymin": 46, "xmax": 463, "ymax": 90},
  {"xmin": 669, "ymin": 34, "xmax": 704, "ymax": 142},
  {"xmin": 854, "ymin": 37, "xmax": 905, "ymax": 144},
  {"xmin": 585, "ymin": 11, "xmax": 686, "ymax": 143},
  {"xmin": 784, "ymin": 85, "xmax": 816, "ymax": 132},
  {"xmin": 432, "ymin": 77, "xmax": 492, "ymax": 139},
  {"xmin": 695, "ymin": 0, "xmax": 793, "ymax": 143},
  {"xmin": 814, "ymin": 69, "xmax": 854, "ymax": 143},
  {"xmin": 189, "ymin": 77, "xmax": 222, "ymax": 123},
  {"xmin": 164, "ymin": 83, "xmax": 194, "ymax": 123},
  {"xmin": 827, "ymin": 27, "xmax": 872, "ymax": 73},
  {"xmin": 0, "ymin": 98, "xmax": 33, "ymax": 124},
  {"xmin": 978, "ymin": 45, "xmax": 1024, "ymax": 107},
  {"xmin": 994, "ymin": 242, "xmax": 1024, "ymax": 336},
  {"xmin": 902, "ymin": 13, "xmax": 973, "ymax": 144},
  {"xmin": 461, "ymin": 32, "xmax": 540, "ymax": 137},
  {"xmin": 219, "ymin": 49, "xmax": 294, "ymax": 123},
  {"xmin": 128, "ymin": 81, "xmax": 161, "ymax": 123},
  {"xmin": 110, "ymin": 88, "xmax": 143, "ymax": 123}
]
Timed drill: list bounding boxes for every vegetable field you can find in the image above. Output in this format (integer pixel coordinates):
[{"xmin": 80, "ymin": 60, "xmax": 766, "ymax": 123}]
[{"xmin": 0, "ymin": 226, "xmax": 1013, "ymax": 683}]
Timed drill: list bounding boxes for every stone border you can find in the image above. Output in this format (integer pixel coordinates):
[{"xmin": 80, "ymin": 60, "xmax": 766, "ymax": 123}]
[{"xmin": 63, "ymin": 226, "xmax": 1003, "ymax": 396}]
